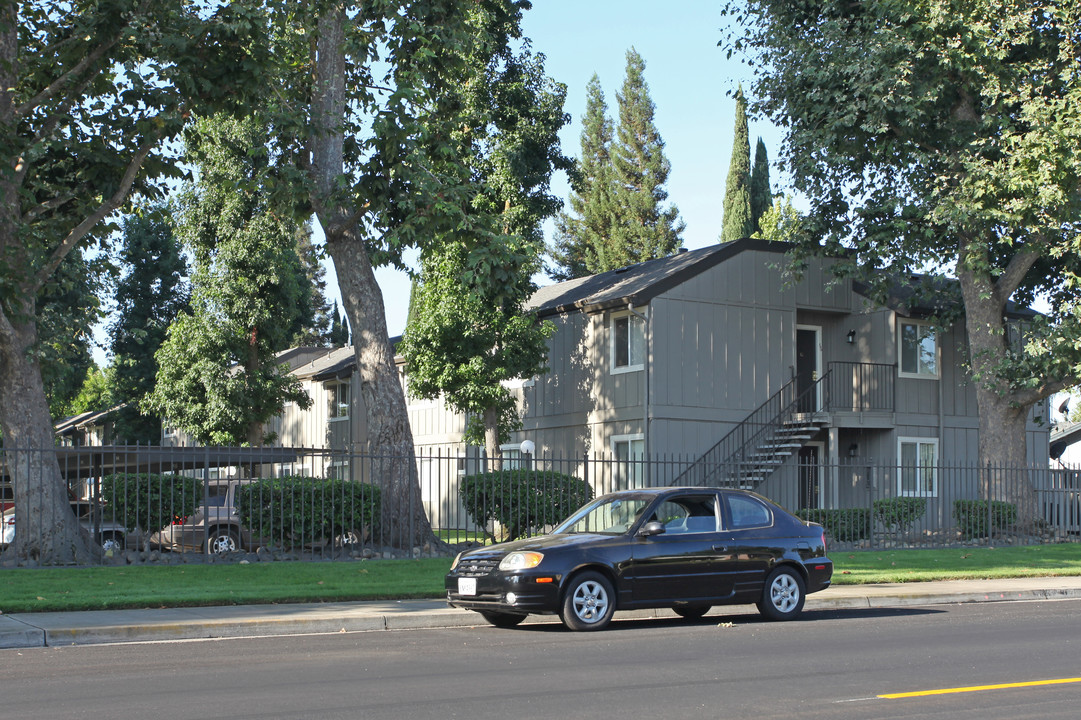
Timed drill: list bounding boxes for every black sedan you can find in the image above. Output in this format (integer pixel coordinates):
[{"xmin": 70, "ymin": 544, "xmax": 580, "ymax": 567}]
[{"xmin": 446, "ymin": 487, "xmax": 832, "ymax": 631}]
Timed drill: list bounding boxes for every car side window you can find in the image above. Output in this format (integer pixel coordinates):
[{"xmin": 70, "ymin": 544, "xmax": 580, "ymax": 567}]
[
  {"xmin": 727, "ymin": 494, "xmax": 773, "ymax": 530},
  {"xmin": 649, "ymin": 495, "xmax": 719, "ymax": 534}
]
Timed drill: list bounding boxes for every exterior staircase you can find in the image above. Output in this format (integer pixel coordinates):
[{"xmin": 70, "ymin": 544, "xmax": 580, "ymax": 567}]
[{"xmin": 672, "ymin": 373, "xmax": 829, "ymax": 489}]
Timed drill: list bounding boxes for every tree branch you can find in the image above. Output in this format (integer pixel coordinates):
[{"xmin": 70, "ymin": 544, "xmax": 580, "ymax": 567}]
[
  {"xmin": 30, "ymin": 131, "xmax": 160, "ymax": 296},
  {"xmin": 15, "ymin": 34, "xmax": 120, "ymax": 123},
  {"xmin": 995, "ymin": 242, "xmax": 1043, "ymax": 302}
]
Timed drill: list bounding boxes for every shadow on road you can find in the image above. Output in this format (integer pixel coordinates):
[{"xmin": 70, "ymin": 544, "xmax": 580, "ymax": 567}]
[{"xmin": 506, "ymin": 605, "xmax": 946, "ymax": 633}]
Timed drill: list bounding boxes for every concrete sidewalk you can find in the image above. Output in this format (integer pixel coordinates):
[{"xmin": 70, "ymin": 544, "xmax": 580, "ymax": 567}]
[{"xmin": 4, "ymin": 576, "xmax": 1081, "ymax": 649}]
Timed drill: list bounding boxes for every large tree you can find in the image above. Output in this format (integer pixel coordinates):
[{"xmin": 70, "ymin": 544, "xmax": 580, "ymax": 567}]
[
  {"xmin": 721, "ymin": 87, "xmax": 753, "ymax": 242},
  {"xmin": 548, "ymin": 74, "xmax": 616, "ymax": 280},
  {"xmin": 400, "ymin": 16, "xmax": 567, "ymax": 465},
  {"xmin": 144, "ymin": 114, "xmax": 312, "ymax": 446},
  {"xmin": 606, "ymin": 48, "xmax": 685, "ymax": 267},
  {"xmin": 0, "ymin": 1, "xmax": 267, "ymax": 564},
  {"xmin": 749, "ymin": 137, "xmax": 772, "ymax": 233},
  {"xmin": 726, "ymin": 0, "xmax": 1081, "ymax": 515},
  {"xmin": 108, "ymin": 206, "xmax": 189, "ymax": 444},
  {"xmin": 268, "ymin": 0, "xmax": 531, "ymax": 547}
]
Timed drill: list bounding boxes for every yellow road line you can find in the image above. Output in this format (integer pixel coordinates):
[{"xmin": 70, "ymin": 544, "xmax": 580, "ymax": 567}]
[{"xmin": 879, "ymin": 677, "xmax": 1081, "ymax": 699}]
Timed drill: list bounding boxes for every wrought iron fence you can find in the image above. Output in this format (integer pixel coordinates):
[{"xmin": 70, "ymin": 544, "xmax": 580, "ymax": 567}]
[{"xmin": 2, "ymin": 444, "xmax": 1078, "ymax": 565}]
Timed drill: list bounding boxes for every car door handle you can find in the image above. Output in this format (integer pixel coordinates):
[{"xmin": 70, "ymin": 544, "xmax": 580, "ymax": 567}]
[{"xmin": 712, "ymin": 545, "xmax": 728, "ymax": 552}]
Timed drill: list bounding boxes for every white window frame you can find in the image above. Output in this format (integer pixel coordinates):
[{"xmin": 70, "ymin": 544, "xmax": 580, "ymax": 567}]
[
  {"xmin": 499, "ymin": 444, "xmax": 525, "ymax": 470},
  {"xmin": 610, "ymin": 310, "xmax": 645, "ymax": 374},
  {"xmin": 897, "ymin": 319, "xmax": 940, "ymax": 379},
  {"xmin": 611, "ymin": 433, "xmax": 645, "ymax": 487},
  {"xmin": 897, "ymin": 437, "xmax": 939, "ymax": 497},
  {"xmin": 327, "ymin": 380, "xmax": 350, "ymax": 421}
]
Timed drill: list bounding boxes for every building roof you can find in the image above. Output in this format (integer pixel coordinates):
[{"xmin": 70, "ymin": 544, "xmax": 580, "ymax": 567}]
[{"xmin": 527, "ymin": 239, "xmax": 785, "ymax": 318}]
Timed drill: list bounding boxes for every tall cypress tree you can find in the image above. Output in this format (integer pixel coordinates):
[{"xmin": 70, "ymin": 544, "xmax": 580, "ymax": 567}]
[
  {"xmin": 108, "ymin": 206, "xmax": 190, "ymax": 444},
  {"xmin": 721, "ymin": 87, "xmax": 754, "ymax": 242},
  {"xmin": 548, "ymin": 74, "xmax": 615, "ymax": 280},
  {"xmin": 605, "ymin": 48, "xmax": 684, "ymax": 268},
  {"xmin": 750, "ymin": 137, "xmax": 772, "ymax": 233}
]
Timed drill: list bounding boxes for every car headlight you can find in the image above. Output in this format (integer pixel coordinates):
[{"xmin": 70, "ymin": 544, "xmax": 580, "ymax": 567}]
[
  {"xmin": 498, "ymin": 551, "xmax": 544, "ymax": 571},
  {"xmin": 450, "ymin": 551, "xmax": 464, "ymax": 571}
]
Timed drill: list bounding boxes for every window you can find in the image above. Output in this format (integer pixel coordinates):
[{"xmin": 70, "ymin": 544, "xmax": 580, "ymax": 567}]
[
  {"xmin": 499, "ymin": 445, "xmax": 524, "ymax": 470},
  {"xmin": 610, "ymin": 311, "xmax": 645, "ymax": 373},
  {"xmin": 898, "ymin": 321, "xmax": 938, "ymax": 378},
  {"xmin": 648, "ymin": 495, "xmax": 719, "ymax": 534},
  {"xmin": 898, "ymin": 438, "xmax": 938, "ymax": 497},
  {"xmin": 328, "ymin": 381, "xmax": 350, "ymax": 420},
  {"xmin": 612, "ymin": 434, "xmax": 645, "ymax": 488},
  {"xmin": 727, "ymin": 493, "xmax": 773, "ymax": 529}
]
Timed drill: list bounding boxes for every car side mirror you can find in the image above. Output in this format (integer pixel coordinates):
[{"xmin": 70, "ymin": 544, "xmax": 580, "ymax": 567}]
[{"xmin": 637, "ymin": 521, "xmax": 665, "ymax": 538}]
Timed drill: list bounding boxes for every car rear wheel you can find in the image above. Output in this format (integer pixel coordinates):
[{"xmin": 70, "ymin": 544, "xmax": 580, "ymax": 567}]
[
  {"xmin": 560, "ymin": 571, "xmax": 615, "ymax": 631},
  {"xmin": 757, "ymin": 566, "xmax": 806, "ymax": 621},
  {"xmin": 673, "ymin": 605, "xmax": 711, "ymax": 620},
  {"xmin": 479, "ymin": 611, "xmax": 527, "ymax": 628},
  {"xmin": 206, "ymin": 527, "xmax": 240, "ymax": 554}
]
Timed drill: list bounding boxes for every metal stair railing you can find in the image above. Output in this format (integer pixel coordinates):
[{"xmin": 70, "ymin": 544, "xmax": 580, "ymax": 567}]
[{"xmin": 673, "ymin": 371, "xmax": 831, "ymax": 487}]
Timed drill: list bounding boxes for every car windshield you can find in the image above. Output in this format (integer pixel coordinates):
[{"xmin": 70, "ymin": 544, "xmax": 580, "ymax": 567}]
[{"xmin": 553, "ymin": 495, "xmax": 654, "ymax": 535}]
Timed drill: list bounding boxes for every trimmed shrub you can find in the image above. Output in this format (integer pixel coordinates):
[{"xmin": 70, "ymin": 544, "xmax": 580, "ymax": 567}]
[
  {"xmin": 235, "ymin": 476, "xmax": 381, "ymax": 548},
  {"xmin": 101, "ymin": 473, "xmax": 202, "ymax": 532},
  {"xmin": 873, "ymin": 497, "xmax": 927, "ymax": 533},
  {"xmin": 953, "ymin": 500, "xmax": 1018, "ymax": 540},
  {"xmin": 797, "ymin": 508, "xmax": 872, "ymax": 543},
  {"xmin": 459, "ymin": 469, "xmax": 593, "ymax": 542}
]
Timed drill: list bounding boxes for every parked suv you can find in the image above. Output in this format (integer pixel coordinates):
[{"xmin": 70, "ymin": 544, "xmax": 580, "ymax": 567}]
[
  {"xmin": 1, "ymin": 499, "xmax": 127, "ymax": 553},
  {"xmin": 150, "ymin": 479, "xmax": 258, "ymax": 554}
]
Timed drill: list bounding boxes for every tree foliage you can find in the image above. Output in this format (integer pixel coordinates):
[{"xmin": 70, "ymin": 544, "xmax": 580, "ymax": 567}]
[
  {"xmin": 143, "ymin": 114, "xmax": 312, "ymax": 446},
  {"xmin": 0, "ymin": 0, "xmax": 270, "ymax": 564},
  {"xmin": 548, "ymin": 74, "xmax": 616, "ymax": 280},
  {"xmin": 750, "ymin": 137, "xmax": 772, "ymax": 233},
  {"xmin": 108, "ymin": 205, "xmax": 189, "ymax": 444},
  {"xmin": 400, "ymin": 8, "xmax": 566, "ymax": 461},
  {"xmin": 724, "ymin": 0, "xmax": 1081, "ymax": 483},
  {"xmin": 607, "ymin": 48, "xmax": 685, "ymax": 267},
  {"xmin": 721, "ymin": 87, "xmax": 753, "ymax": 242}
]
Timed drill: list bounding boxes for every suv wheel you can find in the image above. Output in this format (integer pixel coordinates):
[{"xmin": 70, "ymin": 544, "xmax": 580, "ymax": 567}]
[{"xmin": 206, "ymin": 527, "xmax": 240, "ymax": 554}]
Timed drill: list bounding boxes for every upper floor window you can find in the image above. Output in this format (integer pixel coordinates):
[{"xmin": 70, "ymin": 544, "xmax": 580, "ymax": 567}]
[
  {"xmin": 898, "ymin": 320, "xmax": 938, "ymax": 378},
  {"xmin": 611, "ymin": 310, "xmax": 645, "ymax": 373},
  {"xmin": 328, "ymin": 381, "xmax": 350, "ymax": 420}
]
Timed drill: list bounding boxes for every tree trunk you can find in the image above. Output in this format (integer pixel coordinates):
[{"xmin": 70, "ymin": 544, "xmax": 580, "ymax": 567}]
[
  {"xmin": 958, "ymin": 263, "xmax": 1037, "ymax": 525},
  {"xmin": 310, "ymin": 7, "xmax": 432, "ymax": 549},
  {"xmin": 484, "ymin": 406, "xmax": 501, "ymax": 472},
  {"xmin": 0, "ymin": 304, "xmax": 97, "ymax": 565}
]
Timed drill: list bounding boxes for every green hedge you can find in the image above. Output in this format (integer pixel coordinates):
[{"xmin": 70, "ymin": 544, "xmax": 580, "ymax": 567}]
[
  {"xmin": 873, "ymin": 497, "xmax": 927, "ymax": 533},
  {"xmin": 459, "ymin": 470, "xmax": 593, "ymax": 542},
  {"xmin": 797, "ymin": 508, "xmax": 872, "ymax": 542},
  {"xmin": 235, "ymin": 476, "xmax": 381, "ymax": 548},
  {"xmin": 953, "ymin": 500, "xmax": 1018, "ymax": 540},
  {"xmin": 101, "ymin": 473, "xmax": 203, "ymax": 532}
]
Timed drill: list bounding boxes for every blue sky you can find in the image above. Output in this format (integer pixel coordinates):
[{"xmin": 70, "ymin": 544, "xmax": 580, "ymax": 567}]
[{"xmin": 364, "ymin": 0, "xmax": 788, "ymax": 337}]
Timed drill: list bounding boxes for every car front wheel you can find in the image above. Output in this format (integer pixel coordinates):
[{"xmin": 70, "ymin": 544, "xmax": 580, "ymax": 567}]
[
  {"xmin": 100, "ymin": 533, "xmax": 125, "ymax": 554},
  {"xmin": 757, "ymin": 566, "xmax": 806, "ymax": 621},
  {"xmin": 560, "ymin": 571, "xmax": 615, "ymax": 631},
  {"xmin": 206, "ymin": 527, "xmax": 240, "ymax": 554}
]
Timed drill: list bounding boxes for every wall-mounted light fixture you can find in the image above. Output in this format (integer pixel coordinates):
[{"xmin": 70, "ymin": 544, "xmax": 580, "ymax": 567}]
[
  {"xmin": 848, "ymin": 443, "xmax": 859, "ymax": 458},
  {"xmin": 846, "ymin": 330, "xmax": 856, "ymax": 344}
]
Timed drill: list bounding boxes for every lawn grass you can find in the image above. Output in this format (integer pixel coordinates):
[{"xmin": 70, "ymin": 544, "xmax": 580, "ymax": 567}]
[
  {"xmin": 830, "ymin": 543, "xmax": 1081, "ymax": 584},
  {"xmin": 1, "ymin": 543, "xmax": 1079, "ymax": 615}
]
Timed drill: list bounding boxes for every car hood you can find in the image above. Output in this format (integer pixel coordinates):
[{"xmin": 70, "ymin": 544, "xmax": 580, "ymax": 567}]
[{"xmin": 465, "ymin": 532, "xmax": 617, "ymax": 558}]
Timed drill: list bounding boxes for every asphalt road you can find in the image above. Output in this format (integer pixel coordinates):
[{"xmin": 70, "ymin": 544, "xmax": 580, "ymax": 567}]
[{"xmin": 6, "ymin": 599, "xmax": 1081, "ymax": 720}]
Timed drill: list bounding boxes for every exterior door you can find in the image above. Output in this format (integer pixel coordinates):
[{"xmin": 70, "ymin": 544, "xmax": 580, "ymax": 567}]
[{"xmin": 796, "ymin": 326, "xmax": 821, "ymax": 413}]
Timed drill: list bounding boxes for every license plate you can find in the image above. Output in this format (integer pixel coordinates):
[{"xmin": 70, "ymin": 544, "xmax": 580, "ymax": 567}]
[{"xmin": 458, "ymin": 578, "xmax": 477, "ymax": 596}]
